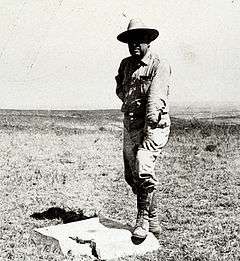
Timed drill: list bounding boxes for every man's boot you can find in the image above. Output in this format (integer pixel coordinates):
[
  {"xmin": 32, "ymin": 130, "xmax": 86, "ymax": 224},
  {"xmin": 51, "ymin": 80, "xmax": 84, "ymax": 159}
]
[
  {"xmin": 149, "ymin": 191, "xmax": 161, "ymax": 238},
  {"xmin": 132, "ymin": 192, "xmax": 152, "ymax": 239}
]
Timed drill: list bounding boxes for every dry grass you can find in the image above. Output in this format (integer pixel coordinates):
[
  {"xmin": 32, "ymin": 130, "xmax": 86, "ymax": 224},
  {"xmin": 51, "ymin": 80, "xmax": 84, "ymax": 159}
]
[{"xmin": 0, "ymin": 109, "xmax": 240, "ymax": 261}]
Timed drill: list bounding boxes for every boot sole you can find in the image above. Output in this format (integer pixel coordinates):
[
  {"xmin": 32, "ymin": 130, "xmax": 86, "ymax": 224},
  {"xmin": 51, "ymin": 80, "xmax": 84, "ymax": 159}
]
[{"xmin": 131, "ymin": 234, "xmax": 147, "ymax": 244}]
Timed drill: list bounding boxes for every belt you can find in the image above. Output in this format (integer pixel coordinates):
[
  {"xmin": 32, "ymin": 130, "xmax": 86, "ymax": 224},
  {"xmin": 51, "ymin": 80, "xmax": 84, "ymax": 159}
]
[{"xmin": 124, "ymin": 111, "xmax": 168, "ymax": 118}]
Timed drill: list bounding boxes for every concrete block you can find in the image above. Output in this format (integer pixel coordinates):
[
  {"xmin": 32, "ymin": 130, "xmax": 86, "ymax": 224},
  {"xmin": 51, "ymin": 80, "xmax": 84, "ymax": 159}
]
[{"xmin": 35, "ymin": 217, "xmax": 160, "ymax": 260}]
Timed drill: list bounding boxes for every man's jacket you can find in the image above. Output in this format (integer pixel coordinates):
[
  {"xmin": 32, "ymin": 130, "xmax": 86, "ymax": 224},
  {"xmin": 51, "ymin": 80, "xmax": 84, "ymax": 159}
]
[{"xmin": 115, "ymin": 50, "xmax": 171, "ymax": 131}]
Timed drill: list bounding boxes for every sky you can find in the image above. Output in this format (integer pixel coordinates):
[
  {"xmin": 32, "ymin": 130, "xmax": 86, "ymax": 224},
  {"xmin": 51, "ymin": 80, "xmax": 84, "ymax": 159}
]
[{"xmin": 0, "ymin": 0, "xmax": 239, "ymax": 110}]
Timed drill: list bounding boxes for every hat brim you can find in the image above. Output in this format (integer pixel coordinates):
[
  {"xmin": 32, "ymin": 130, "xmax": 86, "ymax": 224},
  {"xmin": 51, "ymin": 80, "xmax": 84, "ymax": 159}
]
[{"xmin": 117, "ymin": 28, "xmax": 159, "ymax": 43}]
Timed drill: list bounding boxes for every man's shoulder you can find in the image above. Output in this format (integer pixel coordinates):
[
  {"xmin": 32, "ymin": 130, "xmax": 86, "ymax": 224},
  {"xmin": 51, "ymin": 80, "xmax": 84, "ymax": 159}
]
[
  {"xmin": 151, "ymin": 53, "xmax": 171, "ymax": 74},
  {"xmin": 120, "ymin": 56, "xmax": 133, "ymax": 65},
  {"xmin": 151, "ymin": 52, "xmax": 170, "ymax": 66}
]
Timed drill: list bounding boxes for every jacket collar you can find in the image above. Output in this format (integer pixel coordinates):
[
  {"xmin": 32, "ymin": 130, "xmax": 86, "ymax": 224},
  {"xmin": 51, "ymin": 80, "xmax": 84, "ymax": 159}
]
[{"xmin": 141, "ymin": 49, "xmax": 152, "ymax": 65}]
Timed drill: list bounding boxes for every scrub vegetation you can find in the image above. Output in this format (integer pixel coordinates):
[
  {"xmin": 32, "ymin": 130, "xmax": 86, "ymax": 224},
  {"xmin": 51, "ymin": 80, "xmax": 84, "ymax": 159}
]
[{"xmin": 0, "ymin": 108, "xmax": 240, "ymax": 261}]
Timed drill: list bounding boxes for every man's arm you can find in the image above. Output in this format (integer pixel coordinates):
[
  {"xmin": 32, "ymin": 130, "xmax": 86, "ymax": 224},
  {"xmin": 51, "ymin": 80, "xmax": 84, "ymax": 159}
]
[
  {"xmin": 141, "ymin": 59, "xmax": 171, "ymax": 150},
  {"xmin": 115, "ymin": 61, "xmax": 125, "ymax": 101},
  {"xmin": 146, "ymin": 59, "xmax": 171, "ymax": 127}
]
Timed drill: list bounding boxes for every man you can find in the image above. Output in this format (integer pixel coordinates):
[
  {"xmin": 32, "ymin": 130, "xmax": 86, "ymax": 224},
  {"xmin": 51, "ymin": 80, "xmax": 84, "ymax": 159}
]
[{"xmin": 115, "ymin": 18, "xmax": 171, "ymax": 239}]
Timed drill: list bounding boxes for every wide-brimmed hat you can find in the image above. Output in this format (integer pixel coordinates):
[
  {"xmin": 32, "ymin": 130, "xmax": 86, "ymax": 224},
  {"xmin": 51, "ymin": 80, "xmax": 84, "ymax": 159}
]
[{"xmin": 117, "ymin": 18, "xmax": 159, "ymax": 43}]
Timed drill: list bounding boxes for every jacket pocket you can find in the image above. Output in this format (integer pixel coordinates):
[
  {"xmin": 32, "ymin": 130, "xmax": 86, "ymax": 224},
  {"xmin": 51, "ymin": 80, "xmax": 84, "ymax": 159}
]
[{"xmin": 140, "ymin": 76, "xmax": 151, "ymax": 94}]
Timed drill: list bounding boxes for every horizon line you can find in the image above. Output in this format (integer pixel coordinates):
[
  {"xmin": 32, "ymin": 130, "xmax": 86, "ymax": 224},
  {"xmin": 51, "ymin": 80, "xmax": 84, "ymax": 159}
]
[{"xmin": 0, "ymin": 103, "xmax": 239, "ymax": 111}]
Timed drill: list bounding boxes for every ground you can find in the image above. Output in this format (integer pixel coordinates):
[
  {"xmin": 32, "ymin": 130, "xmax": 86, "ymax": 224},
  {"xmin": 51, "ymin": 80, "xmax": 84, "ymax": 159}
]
[{"xmin": 0, "ymin": 108, "xmax": 240, "ymax": 261}]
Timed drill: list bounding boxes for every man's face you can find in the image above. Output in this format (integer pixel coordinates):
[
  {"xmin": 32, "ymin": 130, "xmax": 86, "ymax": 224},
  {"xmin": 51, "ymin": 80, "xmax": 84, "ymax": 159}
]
[{"xmin": 128, "ymin": 40, "xmax": 150, "ymax": 59}]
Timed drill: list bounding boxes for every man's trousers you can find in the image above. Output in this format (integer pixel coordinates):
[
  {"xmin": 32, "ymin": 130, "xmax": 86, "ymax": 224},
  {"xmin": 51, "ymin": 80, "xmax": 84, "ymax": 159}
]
[{"xmin": 123, "ymin": 124, "xmax": 170, "ymax": 194}]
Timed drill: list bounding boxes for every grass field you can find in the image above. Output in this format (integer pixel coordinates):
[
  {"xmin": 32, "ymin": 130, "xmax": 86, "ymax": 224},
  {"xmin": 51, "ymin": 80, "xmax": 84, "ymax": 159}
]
[{"xmin": 0, "ymin": 107, "xmax": 240, "ymax": 261}]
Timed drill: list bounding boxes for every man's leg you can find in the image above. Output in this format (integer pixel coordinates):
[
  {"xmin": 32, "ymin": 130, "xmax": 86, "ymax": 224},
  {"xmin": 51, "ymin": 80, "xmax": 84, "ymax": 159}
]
[
  {"xmin": 123, "ymin": 126, "xmax": 167, "ymax": 239},
  {"xmin": 149, "ymin": 191, "xmax": 161, "ymax": 238},
  {"xmin": 123, "ymin": 127, "xmax": 142, "ymax": 194},
  {"xmin": 137, "ymin": 149, "xmax": 162, "ymax": 237},
  {"xmin": 132, "ymin": 191, "xmax": 153, "ymax": 239},
  {"xmin": 132, "ymin": 126, "xmax": 170, "ymax": 238},
  {"xmin": 132, "ymin": 148, "xmax": 160, "ymax": 238},
  {"xmin": 123, "ymin": 150, "xmax": 136, "ymax": 192}
]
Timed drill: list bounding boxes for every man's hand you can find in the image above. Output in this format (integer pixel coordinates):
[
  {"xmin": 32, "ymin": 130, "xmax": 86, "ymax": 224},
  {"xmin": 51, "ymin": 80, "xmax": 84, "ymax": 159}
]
[
  {"xmin": 141, "ymin": 137, "xmax": 159, "ymax": 151},
  {"xmin": 146, "ymin": 111, "xmax": 161, "ymax": 128}
]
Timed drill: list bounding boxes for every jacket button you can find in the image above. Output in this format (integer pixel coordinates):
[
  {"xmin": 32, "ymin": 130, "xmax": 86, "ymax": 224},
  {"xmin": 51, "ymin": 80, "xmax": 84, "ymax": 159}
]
[{"xmin": 129, "ymin": 112, "xmax": 134, "ymax": 116}]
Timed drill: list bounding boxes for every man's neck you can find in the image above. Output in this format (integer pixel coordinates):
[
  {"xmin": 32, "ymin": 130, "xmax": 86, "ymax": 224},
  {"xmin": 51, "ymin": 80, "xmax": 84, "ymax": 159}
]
[{"xmin": 131, "ymin": 49, "xmax": 151, "ymax": 65}]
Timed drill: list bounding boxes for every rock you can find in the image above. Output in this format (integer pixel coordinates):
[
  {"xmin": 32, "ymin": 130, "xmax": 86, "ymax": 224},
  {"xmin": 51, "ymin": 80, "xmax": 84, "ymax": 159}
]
[
  {"xmin": 34, "ymin": 217, "xmax": 160, "ymax": 260},
  {"xmin": 99, "ymin": 126, "xmax": 107, "ymax": 131},
  {"xmin": 205, "ymin": 144, "xmax": 217, "ymax": 152}
]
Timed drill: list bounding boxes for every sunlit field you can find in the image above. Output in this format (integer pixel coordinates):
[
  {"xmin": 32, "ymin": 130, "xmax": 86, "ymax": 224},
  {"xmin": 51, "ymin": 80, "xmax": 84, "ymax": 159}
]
[{"xmin": 0, "ymin": 107, "xmax": 240, "ymax": 261}]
